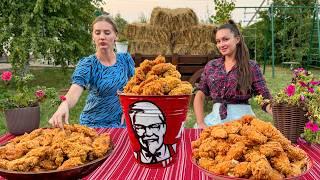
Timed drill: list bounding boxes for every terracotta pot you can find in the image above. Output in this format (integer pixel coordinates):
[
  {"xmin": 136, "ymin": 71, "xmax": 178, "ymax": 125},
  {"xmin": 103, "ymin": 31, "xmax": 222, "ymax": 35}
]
[{"xmin": 4, "ymin": 106, "xmax": 40, "ymax": 135}]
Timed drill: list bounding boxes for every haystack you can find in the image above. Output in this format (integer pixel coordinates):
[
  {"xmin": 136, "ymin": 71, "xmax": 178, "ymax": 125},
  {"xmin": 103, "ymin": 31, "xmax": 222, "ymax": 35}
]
[
  {"xmin": 150, "ymin": 7, "xmax": 198, "ymax": 32},
  {"xmin": 173, "ymin": 42, "xmax": 218, "ymax": 55},
  {"xmin": 129, "ymin": 40, "xmax": 171, "ymax": 55},
  {"xmin": 126, "ymin": 7, "xmax": 218, "ymax": 56},
  {"xmin": 172, "ymin": 24, "xmax": 216, "ymax": 45},
  {"xmin": 125, "ymin": 23, "xmax": 171, "ymax": 44}
]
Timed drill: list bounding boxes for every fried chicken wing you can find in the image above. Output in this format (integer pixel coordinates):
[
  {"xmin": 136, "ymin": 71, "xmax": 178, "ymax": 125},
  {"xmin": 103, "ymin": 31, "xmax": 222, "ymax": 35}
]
[
  {"xmin": 168, "ymin": 81, "xmax": 193, "ymax": 95},
  {"xmin": 57, "ymin": 157, "xmax": 83, "ymax": 170},
  {"xmin": 231, "ymin": 162, "xmax": 251, "ymax": 178},
  {"xmin": 259, "ymin": 141, "xmax": 283, "ymax": 157},
  {"xmin": 92, "ymin": 133, "xmax": 111, "ymax": 158}
]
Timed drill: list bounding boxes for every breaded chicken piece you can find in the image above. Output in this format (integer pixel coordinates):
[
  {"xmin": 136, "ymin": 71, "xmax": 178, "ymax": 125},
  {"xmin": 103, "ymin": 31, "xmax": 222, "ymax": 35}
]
[
  {"xmin": 163, "ymin": 69, "xmax": 181, "ymax": 79},
  {"xmin": 7, "ymin": 156, "xmax": 39, "ymax": 171},
  {"xmin": 208, "ymin": 160, "xmax": 238, "ymax": 175},
  {"xmin": 139, "ymin": 59, "xmax": 154, "ymax": 73},
  {"xmin": 250, "ymin": 118, "xmax": 280, "ymax": 138},
  {"xmin": 226, "ymin": 134, "xmax": 246, "ymax": 144},
  {"xmin": 49, "ymin": 147, "xmax": 64, "ymax": 167},
  {"xmin": 198, "ymin": 157, "xmax": 215, "ymax": 170},
  {"xmin": 269, "ymin": 169, "xmax": 285, "ymax": 180},
  {"xmin": 61, "ymin": 141, "xmax": 92, "ymax": 162},
  {"xmin": 249, "ymin": 157, "xmax": 273, "ymax": 180},
  {"xmin": 142, "ymin": 79, "xmax": 167, "ymax": 95},
  {"xmin": 270, "ymin": 152, "xmax": 293, "ymax": 176},
  {"xmin": 39, "ymin": 160, "xmax": 57, "ymax": 170},
  {"xmin": 68, "ymin": 124, "xmax": 98, "ymax": 137},
  {"xmin": 284, "ymin": 144, "xmax": 307, "ymax": 161},
  {"xmin": 160, "ymin": 76, "xmax": 181, "ymax": 92},
  {"xmin": 224, "ymin": 121, "xmax": 242, "ymax": 134},
  {"xmin": 231, "ymin": 162, "xmax": 251, "ymax": 178},
  {"xmin": 240, "ymin": 125, "xmax": 267, "ymax": 144},
  {"xmin": 259, "ymin": 141, "xmax": 283, "ymax": 157},
  {"xmin": 168, "ymin": 81, "xmax": 193, "ymax": 95},
  {"xmin": 153, "ymin": 55, "xmax": 166, "ymax": 65},
  {"xmin": 57, "ymin": 157, "xmax": 83, "ymax": 170},
  {"xmin": 225, "ymin": 142, "xmax": 247, "ymax": 161},
  {"xmin": 0, "ymin": 159, "xmax": 9, "ymax": 169},
  {"xmin": 151, "ymin": 63, "xmax": 176, "ymax": 76},
  {"xmin": 210, "ymin": 126, "xmax": 228, "ymax": 139},
  {"xmin": 92, "ymin": 133, "xmax": 111, "ymax": 158},
  {"xmin": 4, "ymin": 143, "xmax": 28, "ymax": 161}
]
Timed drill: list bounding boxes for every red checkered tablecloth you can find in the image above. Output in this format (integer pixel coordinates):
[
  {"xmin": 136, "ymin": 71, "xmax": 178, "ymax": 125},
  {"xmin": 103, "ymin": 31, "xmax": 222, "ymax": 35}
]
[{"xmin": 0, "ymin": 128, "xmax": 319, "ymax": 180}]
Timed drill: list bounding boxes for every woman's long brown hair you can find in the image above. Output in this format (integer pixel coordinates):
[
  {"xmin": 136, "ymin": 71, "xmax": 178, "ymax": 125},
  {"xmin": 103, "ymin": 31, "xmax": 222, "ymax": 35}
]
[{"xmin": 217, "ymin": 20, "xmax": 252, "ymax": 94}]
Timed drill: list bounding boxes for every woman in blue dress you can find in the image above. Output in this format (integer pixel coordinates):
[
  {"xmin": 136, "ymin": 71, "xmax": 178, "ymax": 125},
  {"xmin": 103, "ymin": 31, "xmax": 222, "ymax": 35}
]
[{"xmin": 49, "ymin": 15, "xmax": 134, "ymax": 128}]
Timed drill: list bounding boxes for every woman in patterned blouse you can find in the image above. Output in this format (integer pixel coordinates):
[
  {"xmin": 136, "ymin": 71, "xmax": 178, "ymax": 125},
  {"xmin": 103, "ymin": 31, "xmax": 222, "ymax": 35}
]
[
  {"xmin": 49, "ymin": 15, "xmax": 134, "ymax": 128},
  {"xmin": 193, "ymin": 20, "xmax": 272, "ymax": 129}
]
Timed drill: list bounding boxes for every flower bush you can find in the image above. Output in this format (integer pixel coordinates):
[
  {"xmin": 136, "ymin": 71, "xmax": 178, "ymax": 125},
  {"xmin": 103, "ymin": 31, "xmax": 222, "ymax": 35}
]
[
  {"xmin": 257, "ymin": 68, "xmax": 320, "ymax": 144},
  {"xmin": 0, "ymin": 71, "xmax": 58, "ymax": 111}
]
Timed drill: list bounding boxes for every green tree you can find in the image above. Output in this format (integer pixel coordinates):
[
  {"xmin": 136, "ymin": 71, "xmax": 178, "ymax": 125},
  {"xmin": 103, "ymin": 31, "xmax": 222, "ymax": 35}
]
[
  {"xmin": 211, "ymin": 0, "xmax": 235, "ymax": 25},
  {"xmin": 114, "ymin": 13, "xmax": 128, "ymax": 42},
  {"xmin": 244, "ymin": 0, "xmax": 316, "ymax": 64},
  {"xmin": 0, "ymin": 0, "xmax": 102, "ymax": 77}
]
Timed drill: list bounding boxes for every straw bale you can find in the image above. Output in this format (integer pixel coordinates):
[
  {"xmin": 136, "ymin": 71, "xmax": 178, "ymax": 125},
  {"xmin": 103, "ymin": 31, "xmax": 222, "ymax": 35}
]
[
  {"xmin": 173, "ymin": 42, "xmax": 218, "ymax": 55},
  {"xmin": 129, "ymin": 40, "xmax": 172, "ymax": 55},
  {"xmin": 172, "ymin": 24, "xmax": 216, "ymax": 45},
  {"xmin": 125, "ymin": 23, "xmax": 171, "ymax": 44},
  {"xmin": 150, "ymin": 7, "xmax": 198, "ymax": 31}
]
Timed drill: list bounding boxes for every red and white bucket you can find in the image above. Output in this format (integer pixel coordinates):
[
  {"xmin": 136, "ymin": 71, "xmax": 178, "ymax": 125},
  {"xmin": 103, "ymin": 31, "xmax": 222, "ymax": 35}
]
[{"xmin": 119, "ymin": 94, "xmax": 191, "ymax": 168}]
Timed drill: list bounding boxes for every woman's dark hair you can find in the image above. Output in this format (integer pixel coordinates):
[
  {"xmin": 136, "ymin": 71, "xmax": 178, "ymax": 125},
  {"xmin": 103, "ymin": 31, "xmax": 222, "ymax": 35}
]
[
  {"xmin": 217, "ymin": 20, "xmax": 251, "ymax": 94},
  {"xmin": 92, "ymin": 15, "xmax": 118, "ymax": 34}
]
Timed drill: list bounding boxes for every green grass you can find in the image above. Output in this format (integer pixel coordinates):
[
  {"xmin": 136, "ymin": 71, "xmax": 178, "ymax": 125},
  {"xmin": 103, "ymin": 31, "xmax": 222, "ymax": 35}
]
[{"xmin": 1, "ymin": 66, "xmax": 319, "ymax": 135}]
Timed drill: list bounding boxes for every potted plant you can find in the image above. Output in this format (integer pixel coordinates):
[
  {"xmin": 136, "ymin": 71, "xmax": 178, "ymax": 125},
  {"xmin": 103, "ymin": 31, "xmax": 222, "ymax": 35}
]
[
  {"xmin": 116, "ymin": 34, "xmax": 129, "ymax": 53},
  {"xmin": 0, "ymin": 71, "xmax": 57, "ymax": 135},
  {"xmin": 256, "ymin": 68, "xmax": 320, "ymax": 144},
  {"xmin": 114, "ymin": 13, "xmax": 129, "ymax": 53}
]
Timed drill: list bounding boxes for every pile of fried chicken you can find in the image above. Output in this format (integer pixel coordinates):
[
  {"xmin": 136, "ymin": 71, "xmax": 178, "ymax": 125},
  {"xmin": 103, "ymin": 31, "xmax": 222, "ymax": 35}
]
[
  {"xmin": 123, "ymin": 55, "xmax": 193, "ymax": 95},
  {"xmin": 0, "ymin": 124, "xmax": 111, "ymax": 172},
  {"xmin": 192, "ymin": 115, "xmax": 309, "ymax": 180}
]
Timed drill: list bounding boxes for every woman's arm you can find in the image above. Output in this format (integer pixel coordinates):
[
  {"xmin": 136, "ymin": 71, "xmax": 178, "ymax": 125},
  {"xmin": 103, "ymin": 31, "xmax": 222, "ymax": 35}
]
[
  {"xmin": 193, "ymin": 90, "xmax": 207, "ymax": 128},
  {"xmin": 49, "ymin": 84, "xmax": 84, "ymax": 128},
  {"xmin": 251, "ymin": 62, "xmax": 272, "ymax": 115}
]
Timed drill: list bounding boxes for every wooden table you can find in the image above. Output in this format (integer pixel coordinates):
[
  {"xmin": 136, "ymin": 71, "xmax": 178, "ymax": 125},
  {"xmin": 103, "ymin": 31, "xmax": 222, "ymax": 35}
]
[{"xmin": 0, "ymin": 128, "xmax": 319, "ymax": 180}]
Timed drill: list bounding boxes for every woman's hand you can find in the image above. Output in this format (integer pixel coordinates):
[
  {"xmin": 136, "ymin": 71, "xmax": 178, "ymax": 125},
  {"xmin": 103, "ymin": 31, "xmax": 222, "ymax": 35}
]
[
  {"xmin": 197, "ymin": 122, "xmax": 207, "ymax": 129},
  {"xmin": 266, "ymin": 104, "xmax": 273, "ymax": 115},
  {"xmin": 49, "ymin": 101, "xmax": 69, "ymax": 128},
  {"xmin": 48, "ymin": 84, "xmax": 83, "ymax": 129}
]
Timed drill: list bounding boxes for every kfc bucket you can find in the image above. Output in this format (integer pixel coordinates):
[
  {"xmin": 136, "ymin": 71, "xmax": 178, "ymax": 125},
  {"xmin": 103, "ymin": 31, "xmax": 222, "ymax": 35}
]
[{"xmin": 119, "ymin": 94, "xmax": 191, "ymax": 168}]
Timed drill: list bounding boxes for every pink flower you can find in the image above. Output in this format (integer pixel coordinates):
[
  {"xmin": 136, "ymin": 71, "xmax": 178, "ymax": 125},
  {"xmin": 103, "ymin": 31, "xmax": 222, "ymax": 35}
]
[
  {"xmin": 35, "ymin": 90, "xmax": 45, "ymax": 99},
  {"xmin": 60, "ymin": 95, "xmax": 66, "ymax": 101},
  {"xmin": 308, "ymin": 87, "xmax": 314, "ymax": 93},
  {"xmin": 306, "ymin": 121, "xmax": 320, "ymax": 133},
  {"xmin": 285, "ymin": 84, "xmax": 295, "ymax": 96},
  {"xmin": 298, "ymin": 81, "xmax": 307, "ymax": 87},
  {"xmin": 306, "ymin": 121, "xmax": 313, "ymax": 129},
  {"xmin": 300, "ymin": 94, "xmax": 305, "ymax": 101},
  {"xmin": 311, "ymin": 124, "xmax": 320, "ymax": 132},
  {"xmin": 1, "ymin": 71, "xmax": 12, "ymax": 81},
  {"xmin": 310, "ymin": 81, "xmax": 320, "ymax": 86}
]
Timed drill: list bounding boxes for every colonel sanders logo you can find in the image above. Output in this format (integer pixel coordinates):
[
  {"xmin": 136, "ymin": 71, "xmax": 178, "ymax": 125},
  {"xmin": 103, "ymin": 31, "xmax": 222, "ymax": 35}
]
[{"xmin": 129, "ymin": 101, "xmax": 177, "ymax": 166}]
